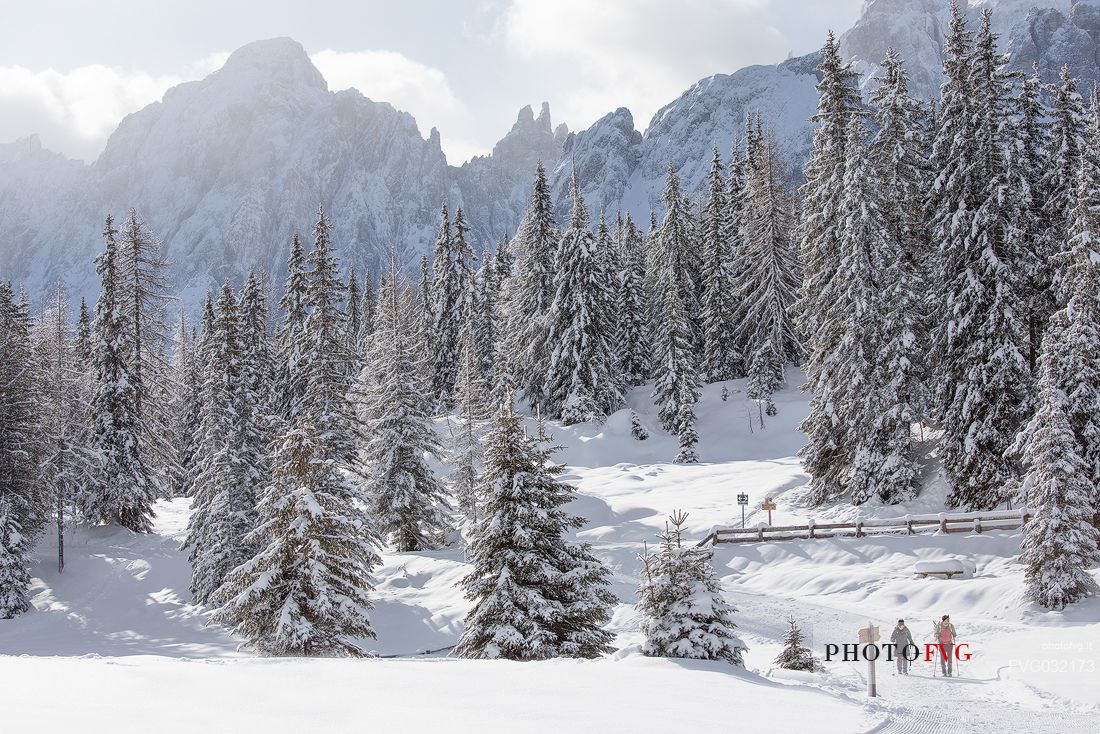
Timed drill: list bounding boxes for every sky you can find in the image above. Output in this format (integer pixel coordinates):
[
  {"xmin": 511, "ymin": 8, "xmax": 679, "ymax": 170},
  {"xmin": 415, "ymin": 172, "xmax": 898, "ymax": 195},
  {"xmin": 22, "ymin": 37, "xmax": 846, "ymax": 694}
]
[{"xmin": 0, "ymin": 0, "xmax": 863, "ymax": 165}]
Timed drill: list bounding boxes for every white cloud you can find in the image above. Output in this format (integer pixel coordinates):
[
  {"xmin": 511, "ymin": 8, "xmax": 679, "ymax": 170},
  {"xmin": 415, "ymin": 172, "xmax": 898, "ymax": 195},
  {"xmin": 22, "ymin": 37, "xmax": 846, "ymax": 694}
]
[
  {"xmin": 501, "ymin": 0, "xmax": 789, "ymax": 132},
  {"xmin": 311, "ymin": 49, "xmax": 472, "ymax": 161},
  {"xmin": 0, "ymin": 64, "xmax": 187, "ymax": 161}
]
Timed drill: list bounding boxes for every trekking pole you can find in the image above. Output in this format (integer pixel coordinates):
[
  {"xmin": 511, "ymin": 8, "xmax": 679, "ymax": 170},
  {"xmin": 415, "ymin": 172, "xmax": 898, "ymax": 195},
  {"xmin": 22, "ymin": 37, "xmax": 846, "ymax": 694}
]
[{"xmin": 930, "ymin": 621, "xmax": 937, "ymax": 678}]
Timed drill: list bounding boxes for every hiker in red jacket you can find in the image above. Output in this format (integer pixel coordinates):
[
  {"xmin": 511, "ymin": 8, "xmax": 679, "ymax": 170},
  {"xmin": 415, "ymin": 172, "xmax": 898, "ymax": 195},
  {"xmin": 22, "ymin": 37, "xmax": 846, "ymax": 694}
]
[{"xmin": 934, "ymin": 614, "xmax": 957, "ymax": 676}]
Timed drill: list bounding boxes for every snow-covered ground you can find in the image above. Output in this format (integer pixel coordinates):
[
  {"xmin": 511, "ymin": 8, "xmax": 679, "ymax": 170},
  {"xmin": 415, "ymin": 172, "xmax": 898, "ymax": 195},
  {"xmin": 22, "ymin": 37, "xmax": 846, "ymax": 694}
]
[{"xmin": 2, "ymin": 375, "xmax": 1098, "ymax": 732}]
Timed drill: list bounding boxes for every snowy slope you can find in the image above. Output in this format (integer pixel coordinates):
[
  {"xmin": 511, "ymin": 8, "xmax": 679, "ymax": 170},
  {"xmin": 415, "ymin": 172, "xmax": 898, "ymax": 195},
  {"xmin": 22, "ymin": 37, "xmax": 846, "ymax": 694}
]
[
  {"xmin": 3, "ymin": 375, "xmax": 1098, "ymax": 731},
  {"xmin": 0, "ymin": 655, "xmax": 877, "ymax": 734}
]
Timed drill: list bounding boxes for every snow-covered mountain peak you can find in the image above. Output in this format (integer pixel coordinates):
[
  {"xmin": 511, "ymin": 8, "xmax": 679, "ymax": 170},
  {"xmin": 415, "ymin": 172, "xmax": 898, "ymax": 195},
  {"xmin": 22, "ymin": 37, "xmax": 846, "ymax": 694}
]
[
  {"xmin": 0, "ymin": 134, "xmax": 47, "ymax": 162},
  {"xmin": 535, "ymin": 101, "xmax": 553, "ymax": 130},
  {"xmin": 215, "ymin": 37, "xmax": 327, "ymax": 92},
  {"xmin": 473, "ymin": 102, "xmax": 563, "ymax": 177}
]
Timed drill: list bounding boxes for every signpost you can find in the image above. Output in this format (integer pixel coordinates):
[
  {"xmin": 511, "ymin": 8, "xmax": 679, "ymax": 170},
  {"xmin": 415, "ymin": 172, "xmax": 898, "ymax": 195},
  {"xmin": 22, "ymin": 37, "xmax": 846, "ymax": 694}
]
[
  {"xmin": 858, "ymin": 622, "xmax": 880, "ymax": 697},
  {"xmin": 761, "ymin": 497, "xmax": 776, "ymax": 526},
  {"xmin": 737, "ymin": 493, "xmax": 748, "ymax": 528}
]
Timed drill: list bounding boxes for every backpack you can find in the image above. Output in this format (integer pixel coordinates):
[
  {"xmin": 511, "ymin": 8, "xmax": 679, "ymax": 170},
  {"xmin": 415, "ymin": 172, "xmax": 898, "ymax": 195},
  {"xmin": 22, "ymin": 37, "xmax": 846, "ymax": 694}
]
[{"xmin": 937, "ymin": 623, "xmax": 953, "ymax": 643}]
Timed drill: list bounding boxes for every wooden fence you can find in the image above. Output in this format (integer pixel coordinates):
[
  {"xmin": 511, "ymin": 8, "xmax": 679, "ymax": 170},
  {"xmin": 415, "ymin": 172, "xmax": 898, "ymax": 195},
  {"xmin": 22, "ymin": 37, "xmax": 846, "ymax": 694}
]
[{"xmin": 698, "ymin": 509, "xmax": 1030, "ymax": 547}]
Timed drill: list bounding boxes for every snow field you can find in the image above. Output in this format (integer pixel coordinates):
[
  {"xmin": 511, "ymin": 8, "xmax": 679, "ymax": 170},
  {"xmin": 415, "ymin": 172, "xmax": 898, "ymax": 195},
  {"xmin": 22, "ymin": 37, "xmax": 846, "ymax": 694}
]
[{"xmin": 3, "ymin": 375, "xmax": 1098, "ymax": 732}]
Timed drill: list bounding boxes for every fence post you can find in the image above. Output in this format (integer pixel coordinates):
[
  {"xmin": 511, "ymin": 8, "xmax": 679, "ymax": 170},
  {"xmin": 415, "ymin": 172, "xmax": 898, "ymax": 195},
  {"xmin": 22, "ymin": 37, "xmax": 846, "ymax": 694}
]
[
  {"xmin": 758, "ymin": 525, "xmax": 764, "ymax": 542},
  {"xmin": 808, "ymin": 519, "xmax": 816, "ymax": 540},
  {"xmin": 856, "ymin": 521, "xmax": 864, "ymax": 538},
  {"xmin": 906, "ymin": 518, "xmax": 913, "ymax": 535},
  {"xmin": 974, "ymin": 517, "xmax": 982, "ymax": 534},
  {"xmin": 939, "ymin": 516, "xmax": 948, "ymax": 534}
]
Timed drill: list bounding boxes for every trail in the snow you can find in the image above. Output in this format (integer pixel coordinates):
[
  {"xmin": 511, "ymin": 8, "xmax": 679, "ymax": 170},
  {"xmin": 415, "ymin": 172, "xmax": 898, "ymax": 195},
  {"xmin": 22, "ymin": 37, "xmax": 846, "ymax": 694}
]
[{"xmin": 731, "ymin": 589, "xmax": 1100, "ymax": 734}]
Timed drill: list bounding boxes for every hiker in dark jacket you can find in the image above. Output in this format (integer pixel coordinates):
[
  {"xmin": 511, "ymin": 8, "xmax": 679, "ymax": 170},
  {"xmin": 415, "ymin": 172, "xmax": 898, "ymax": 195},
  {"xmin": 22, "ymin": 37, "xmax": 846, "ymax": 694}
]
[{"xmin": 891, "ymin": 620, "xmax": 915, "ymax": 674}]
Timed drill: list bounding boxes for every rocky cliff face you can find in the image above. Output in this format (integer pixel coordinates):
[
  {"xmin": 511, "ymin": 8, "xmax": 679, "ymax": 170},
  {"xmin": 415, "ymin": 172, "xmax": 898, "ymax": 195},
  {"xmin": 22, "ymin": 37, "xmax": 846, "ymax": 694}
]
[
  {"xmin": 1008, "ymin": 0, "xmax": 1100, "ymax": 90},
  {"xmin": 541, "ymin": 52, "xmax": 822, "ymax": 231}
]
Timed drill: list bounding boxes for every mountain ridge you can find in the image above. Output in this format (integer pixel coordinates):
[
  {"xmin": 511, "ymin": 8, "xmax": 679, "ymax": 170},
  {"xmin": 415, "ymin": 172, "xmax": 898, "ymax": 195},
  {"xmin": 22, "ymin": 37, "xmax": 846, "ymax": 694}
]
[{"xmin": 1, "ymin": 1, "xmax": 1091, "ymax": 306}]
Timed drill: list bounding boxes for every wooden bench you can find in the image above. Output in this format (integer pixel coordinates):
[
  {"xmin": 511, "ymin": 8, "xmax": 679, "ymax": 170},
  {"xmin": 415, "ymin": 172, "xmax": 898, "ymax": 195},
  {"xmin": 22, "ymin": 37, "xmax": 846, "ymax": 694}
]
[
  {"xmin": 913, "ymin": 559, "xmax": 967, "ymax": 580},
  {"xmin": 915, "ymin": 570, "xmax": 961, "ymax": 580}
]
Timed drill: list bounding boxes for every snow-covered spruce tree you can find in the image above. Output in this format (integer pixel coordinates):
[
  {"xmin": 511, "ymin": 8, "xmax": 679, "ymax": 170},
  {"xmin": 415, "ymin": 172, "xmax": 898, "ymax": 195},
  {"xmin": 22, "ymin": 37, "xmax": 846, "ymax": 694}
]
[
  {"xmin": 506, "ymin": 162, "xmax": 560, "ymax": 413},
  {"xmin": 452, "ymin": 207, "xmax": 478, "ymax": 364},
  {"xmin": 345, "ymin": 269, "xmax": 363, "ymax": 374},
  {"xmin": 732, "ymin": 127, "xmax": 800, "ymax": 374},
  {"xmin": 276, "ymin": 233, "xmax": 308, "ymax": 421},
  {"xmin": 449, "ymin": 308, "xmax": 491, "ymax": 532},
  {"xmin": 725, "ymin": 141, "xmax": 749, "ymax": 357},
  {"xmin": 837, "ymin": 117, "xmax": 922, "ymax": 505},
  {"xmin": 85, "ymin": 216, "xmax": 157, "ymax": 531},
  {"xmin": 1019, "ymin": 154, "xmax": 1100, "ymax": 523},
  {"xmin": 418, "ymin": 255, "xmax": 433, "ymax": 354},
  {"xmin": 428, "ymin": 204, "xmax": 462, "ymax": 411},
  {"xmin": 701, "ymin": 147, "xmax": 741, "ymax": 382},
  {"xmin": 869, "ymin": 49, "xmax": 929, "ymax": 444},
  {"xmin": 927, "ymin": 0, "xmax": 981, "ymax": 436},
  {"xmin": 0, "ymin": 282, "xmax": 41, "ymax": 616},
  {"xmin": 494, "ymin": 233, "xmax": 515, "ymax": 284},
  {"xmin": 746, "ymin": 340, "xmax": 782, "ymax": 425},
  {"xmin": 827, "ymin": 120, "xmax": 884, "ymax": 488},
  {"xmin": 798, "ymin": 30, "xmax": 861, "ymax": 364},
  {"xmin": 298, "ymin": 205, "xmax": 358, "ymax": 465},
  {"xmin": 1016, "ymin": 67, "xmax": 1053, "ymax": 372},
  {"xmin": 164, "ymin": 311, "xmax": 196, "ymax": 498},
  {"xmin": 938, "ymin": 11, "xmax": 1031, "ymax": 510},
  {"xmin": 238, "ymin": 269, "xmax": 276, "ymax": 494},
  {"xmin": 212, "ymin": 419, "xmax": 381, "ymax": 656},
  {"xmin": 1017, "ymin": 371, "xmax": 1100, "ymax": 610},
  {"xmin": 0, "ymin": 497, "xmax": 34, "ymax": 619},
  {"xmin": 473, "ymin": 240, "xmax": 504, "ymax": 384},
  {"xmin": 673, "ymin": 401, "xmax": 701, "ymax": 464},
  {"xmin": 616, "ymin": 214, "xmax": 651, "ymax": 386},
  {"xmin": 680, "ymin": 192, "xmax": 705, "ymax": 340},
  {"xmin": 543, "ymin": 170, "xmax": 622, "ymax": 424},
  {"xmin": 1042, "ymin": 65, "xmax": 1087, "ymax": 251},
  {"xmin": 74, "ymin": 297, "xmax": 92, "ymax": 368},
  {"xmin": 356, "ymin": 266, "xmax": 376, "ymax": 360},
  {"xmin": 486, "ymin": 237, "xmax": 516, "ymax": 402},
  {"xmin": 797, "ymin": 31, "xmax": 862, "ymax": 506},
  {"xmin": 186, "ymin": 283, "xmax": 256, "ymax": 603},
  {"xmin": 454, "ymin": 403, "xmax": 615, "ymax": 660},
  {"xmin": 359, "ymin": 256, "xmax": 451, "ymax": 551},
  {"xmin": 637, "ymin": 511, "xmax": 743, "ymax": 665},
  {"xmin": 653, "ymin": 283, "xmax": 701, "ymax": 463},
  {"xmin": 774, "ymin": 616, "xmax": 819, "ymax": 672},
  {"xmin": 176, "ymin": 296, "xmax": 216, "ymax": 502},
  {"xmin": 643, "ymin": 210, "xmax": 661, "ymax": 298},
  {"xmin": 117, "ymin": 209, "xmax": 174, "ymax": 485},
  {"xmin": 35, "ymin": 280, "xmax": 97, "ymax": 574},
  {"xmin": 596, "ymin": 213, "xmax": 624, "ymax": 371},
  {"xmin": 652, "ymin": 168, "xmax": 702, "ymax": 461}
]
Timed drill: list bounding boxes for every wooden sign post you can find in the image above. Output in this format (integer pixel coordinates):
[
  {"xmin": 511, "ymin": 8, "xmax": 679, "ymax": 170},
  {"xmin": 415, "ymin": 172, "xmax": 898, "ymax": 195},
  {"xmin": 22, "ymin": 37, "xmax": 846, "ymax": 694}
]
[
  {"xmin": 858, "ymin": 622, "xmax": 880, "ymax": 697},
  {"xmin": 761, "ymin": 497, "xmax": 776, "ymax": 526},
  {"xmin": 737, "ymin": 493, "xmax": 748, "ymax": 528}
]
